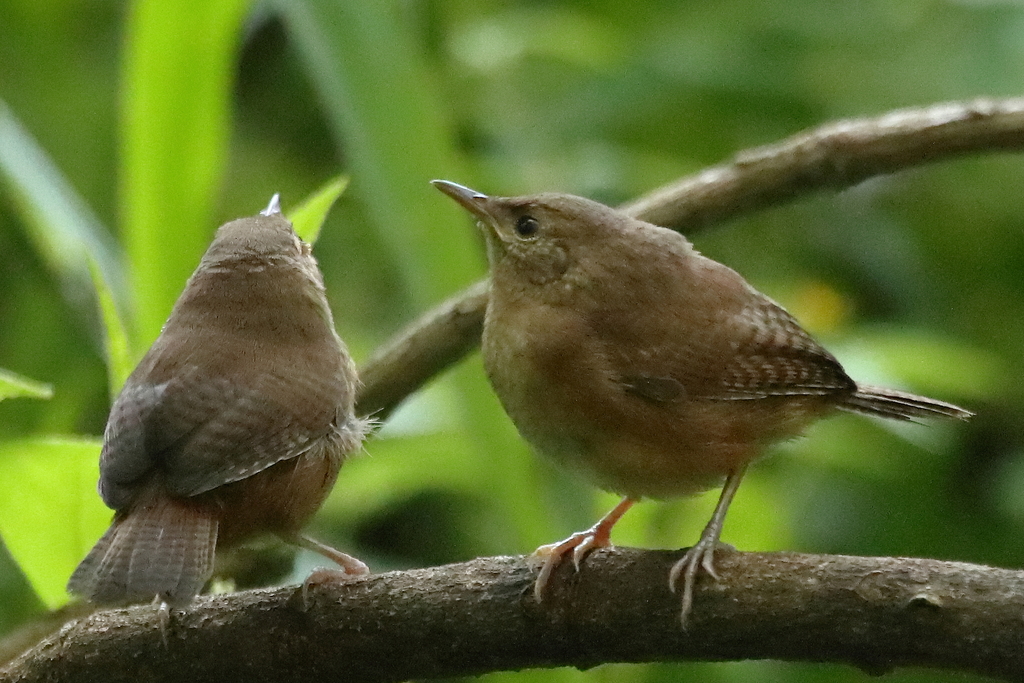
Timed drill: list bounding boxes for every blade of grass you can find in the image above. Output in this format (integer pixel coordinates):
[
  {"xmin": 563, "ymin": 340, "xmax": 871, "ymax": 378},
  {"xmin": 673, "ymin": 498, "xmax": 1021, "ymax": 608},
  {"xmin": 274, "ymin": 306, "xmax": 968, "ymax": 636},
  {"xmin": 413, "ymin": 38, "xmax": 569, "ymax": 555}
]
[
  {"xmin": 0, "ymin": 369, "xmax": 53, "ymax": 401},
  {"xmin": 88, "ymin": 259, "xmax": 134, "ymax": 397},
  {"xmin": 0, "ymin": 99, "xmax": 127, "ymax": 315},
  {"xmin": 273, "ymin": 0, "xmax": 482, "ymax": 309},
  {"xmin": 287, "ymin": 174, "xmax": 349, "ymax": 244},
  {"xmin": 120, "ymin": 0, "xmax": 251, "ymax": 350}
]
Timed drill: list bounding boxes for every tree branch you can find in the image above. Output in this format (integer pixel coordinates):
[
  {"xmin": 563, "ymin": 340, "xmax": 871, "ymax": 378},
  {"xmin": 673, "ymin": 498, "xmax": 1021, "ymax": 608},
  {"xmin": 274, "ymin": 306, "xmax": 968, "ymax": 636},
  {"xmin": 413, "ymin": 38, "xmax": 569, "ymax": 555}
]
[
  {"xmin": 4, "ymin": 550, "xmax": 1023, "ymax": 683},
  {"xmin": 357, "ymin": 279, "xmax": 489, "ymax": 421},
  {"xmin": 355, "ymin": 97, "xmax": 1024, "ymax": 420},
  {"xmin": 619, "ymin": 97, "xmax": 1024, "ymax": 231}
]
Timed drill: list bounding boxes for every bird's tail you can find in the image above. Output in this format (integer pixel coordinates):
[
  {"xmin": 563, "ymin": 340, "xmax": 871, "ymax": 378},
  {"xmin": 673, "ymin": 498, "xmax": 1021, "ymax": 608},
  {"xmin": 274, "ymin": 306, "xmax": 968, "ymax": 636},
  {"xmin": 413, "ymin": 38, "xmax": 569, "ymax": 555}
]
[
  {"xmin": 842, "ymin": 384, "xmax": 973, "ymax": 422},
  {"xmin": 67, "ymin": 489, "xmax": 217, "ymax": 605}
]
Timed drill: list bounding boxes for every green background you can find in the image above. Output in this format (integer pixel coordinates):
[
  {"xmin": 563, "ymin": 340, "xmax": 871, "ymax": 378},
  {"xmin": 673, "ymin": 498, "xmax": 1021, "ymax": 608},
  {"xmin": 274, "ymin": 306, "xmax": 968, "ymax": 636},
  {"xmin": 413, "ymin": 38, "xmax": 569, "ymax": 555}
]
[{"xmin": 1, "ymin": 1, "xmax": 1021, "ymax": 681}]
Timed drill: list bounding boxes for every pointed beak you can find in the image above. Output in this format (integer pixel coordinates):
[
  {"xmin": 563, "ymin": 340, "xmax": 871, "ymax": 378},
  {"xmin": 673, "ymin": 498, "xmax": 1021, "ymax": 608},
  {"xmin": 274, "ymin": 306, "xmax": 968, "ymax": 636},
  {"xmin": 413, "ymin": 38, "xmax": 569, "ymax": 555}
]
[
  {"xmin": 261, "ymin": 193, "xmax": 282, "ymax": 216},
  {"xmin": 431, "ymin": 180, "xmax": 493, "ymax": 224}
]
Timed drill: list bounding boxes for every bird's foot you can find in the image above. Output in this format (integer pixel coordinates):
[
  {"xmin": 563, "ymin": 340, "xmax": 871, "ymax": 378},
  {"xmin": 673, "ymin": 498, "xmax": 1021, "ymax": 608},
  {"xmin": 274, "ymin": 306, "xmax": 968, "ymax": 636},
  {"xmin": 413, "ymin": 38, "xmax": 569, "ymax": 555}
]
[
  {"xmin": 292, "ymin": 533, "xmax": 370, "ymax": 575},
  {"xmin": 668, "ymin": 467, "xmax": 746, "ymax": 628},
  {"xmin": 291, "ymin": 534, "xmax": 369, "ymax": 610},
  {"xmin": 531, "ymin": 497, "xmax": 635, "ymax": 603},
  {"xmin": 668, "ymin": 533, "xmax": 728, "ymax": 629},
  {"xmin": 532, "ymin": 527, "xmax": 612, "ymax": 603},
  {"xmin": 299, "ymin": 560, "xmax": 370, "ymax": 612},
  {"xmin": 154, "ymin": 597, "xmax": 173, "ymax": 648}
]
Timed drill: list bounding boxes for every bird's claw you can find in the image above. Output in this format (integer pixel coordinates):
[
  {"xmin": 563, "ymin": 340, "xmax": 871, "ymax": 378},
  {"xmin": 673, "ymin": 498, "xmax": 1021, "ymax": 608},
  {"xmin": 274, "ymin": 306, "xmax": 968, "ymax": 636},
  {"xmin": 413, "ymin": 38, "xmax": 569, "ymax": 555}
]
[
  {"xmin": 299, "ymin": 563, "xmax": 369, "ymax": 612},
  {"xmin": 155, "ymin": 598, "xmax": 172, "ymax": 648},
  {"xmin": 571, "ymin": 533, "xmax": 598, "ymax": 570},
  {"xmin": 532, "ymin": 529, "xmax": 610, "ymax": 603},
  {"xmin": 668, "ymin": 537, "xmax": 725, "ymax": 629}
]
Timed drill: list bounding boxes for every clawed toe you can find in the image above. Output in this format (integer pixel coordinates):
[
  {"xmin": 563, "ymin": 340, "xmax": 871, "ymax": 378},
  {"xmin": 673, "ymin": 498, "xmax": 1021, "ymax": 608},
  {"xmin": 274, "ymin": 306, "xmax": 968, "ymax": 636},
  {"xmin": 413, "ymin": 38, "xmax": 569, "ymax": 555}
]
[
  {"xmin": 156, "ymin": 599, "xmax": 172, "ymax": 648},
  {"xmin": 299, "ymin": 566, "xmax": 366, "ymax": 611},
  {"xmin": 669, "ymin": 544, "xmax": 714, "ymax": 628},
  {"xmin": 532, "ymin": 531, "xmax": 601, "ymax": 603},
  {"xmin": 531, "ymin": 497, "xmax": 636, "ymax": 604}
]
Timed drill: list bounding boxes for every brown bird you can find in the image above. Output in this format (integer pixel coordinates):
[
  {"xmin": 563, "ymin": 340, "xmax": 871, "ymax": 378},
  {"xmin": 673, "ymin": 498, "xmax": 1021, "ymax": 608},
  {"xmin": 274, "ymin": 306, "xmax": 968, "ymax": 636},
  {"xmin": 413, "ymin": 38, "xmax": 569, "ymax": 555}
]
[
  {"xmin": 432, "ymin": 179, "xmax": 972, "ymax": 626},
  {"xmin": 68, "ymin": 195, "xmax": 371, "ymax": 606}
]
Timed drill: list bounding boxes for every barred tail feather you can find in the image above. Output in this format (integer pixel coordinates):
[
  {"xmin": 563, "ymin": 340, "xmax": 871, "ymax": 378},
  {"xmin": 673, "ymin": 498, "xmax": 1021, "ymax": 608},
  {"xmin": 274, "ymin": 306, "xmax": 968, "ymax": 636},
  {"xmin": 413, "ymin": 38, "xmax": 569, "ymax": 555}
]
[
  {"xmin": 842, "ymin": 384, "xmax": 973, "ymax": 422},
  {"xmin": 68, "ymin": 490, "xmax": 217, "ymax": 605}
]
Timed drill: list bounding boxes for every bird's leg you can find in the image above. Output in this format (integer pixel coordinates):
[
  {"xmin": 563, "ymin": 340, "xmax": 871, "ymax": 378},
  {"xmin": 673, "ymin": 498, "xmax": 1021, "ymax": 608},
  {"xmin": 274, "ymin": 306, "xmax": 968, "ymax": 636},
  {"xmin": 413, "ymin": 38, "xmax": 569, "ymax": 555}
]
[
  {"xmin": 285, "ymin": 533, "xmax": 370, "ymax": 610},
  {"xmin": 293, "ymin": 534, "xmax": 370, "ymax": 575},
  {"xmin": 532, "ymin": 496, "xmax": 636, "ymax": 603},
  {"xmin": 155, "ymin": 597, "xmax": 172, "ymax": 648},
  {"xmin": 669, "ymin": 465, "xmax": 746, "ymax": 629}
]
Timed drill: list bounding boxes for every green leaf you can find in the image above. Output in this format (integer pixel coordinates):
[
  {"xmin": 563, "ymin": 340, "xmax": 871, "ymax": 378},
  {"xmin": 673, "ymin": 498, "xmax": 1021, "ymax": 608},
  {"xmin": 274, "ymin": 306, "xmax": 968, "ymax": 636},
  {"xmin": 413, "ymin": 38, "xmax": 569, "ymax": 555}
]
[
  {"xmin": 0, "ymin": 437, "xmax": 108, "ymax": 609},
  {"xmin": 89, "ymin": 259, "xmax": 134, "ymax": 397},
  {"xmin": 287, "ymin": 175, "xmax": 349, "ymax": 245},
  {"xmin": 0, "ymin": 368, "xmax": 53, "ymax": 401},
  {"xmin": 0, "ymin": 99, "xmax": 128, "ymax": 312},
  {"xmin": 120, "ymin": 0, "xmax": 251, "ymax": 349}
]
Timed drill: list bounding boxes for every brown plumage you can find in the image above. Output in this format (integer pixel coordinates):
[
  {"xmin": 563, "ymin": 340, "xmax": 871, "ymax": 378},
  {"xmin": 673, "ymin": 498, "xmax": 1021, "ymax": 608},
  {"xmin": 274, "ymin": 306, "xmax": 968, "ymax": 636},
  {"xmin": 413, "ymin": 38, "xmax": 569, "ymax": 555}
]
[
  {"xmin": 433, "ymin": 180, "xmax": 972, "ymax": 627},
  {"xmin": 68, "ymin": 196, "xmax": 370, "ymax": 606}
]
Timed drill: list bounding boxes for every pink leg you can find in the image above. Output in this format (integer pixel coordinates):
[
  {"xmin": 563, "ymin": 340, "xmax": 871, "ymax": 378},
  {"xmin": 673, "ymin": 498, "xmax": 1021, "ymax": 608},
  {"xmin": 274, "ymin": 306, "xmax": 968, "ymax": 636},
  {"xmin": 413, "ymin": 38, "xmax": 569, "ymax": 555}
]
[
  {"xmin": 294, "ymin": 534, "xmax": 370, "ymax": 576},
  {"xmin": 288, "ymin": 534, "xmax": 369, "ymax": 610},
  {"xmin": 532, "ymin": 497, "xmax": 636, "ymax": 603}
]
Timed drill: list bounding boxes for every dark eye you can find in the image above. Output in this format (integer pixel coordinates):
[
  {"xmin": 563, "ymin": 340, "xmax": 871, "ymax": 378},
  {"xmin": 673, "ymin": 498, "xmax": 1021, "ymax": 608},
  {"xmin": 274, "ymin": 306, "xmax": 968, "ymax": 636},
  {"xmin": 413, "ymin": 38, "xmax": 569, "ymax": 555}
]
[{"xmin": 515, "ymin": 215, "xmax": 539, "ymax": 238}]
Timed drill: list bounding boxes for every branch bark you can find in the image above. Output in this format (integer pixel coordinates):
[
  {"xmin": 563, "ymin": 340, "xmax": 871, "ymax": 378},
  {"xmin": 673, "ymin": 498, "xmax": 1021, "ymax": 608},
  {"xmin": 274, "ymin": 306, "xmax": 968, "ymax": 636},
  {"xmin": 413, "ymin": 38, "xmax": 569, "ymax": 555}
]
[
  {"xmin": 4, "ymin": 549, "xmax": 1023, "ymax": 683},
  {"xmin": 355, "ymin": 97, "xmax": 1024, "ymax": 420}
]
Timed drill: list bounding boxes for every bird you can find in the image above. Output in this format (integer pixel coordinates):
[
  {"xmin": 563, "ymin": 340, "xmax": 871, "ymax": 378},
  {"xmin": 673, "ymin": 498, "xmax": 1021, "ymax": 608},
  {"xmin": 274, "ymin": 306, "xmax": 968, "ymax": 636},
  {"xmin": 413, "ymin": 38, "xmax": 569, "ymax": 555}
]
[
  {"xmin": 432, "ymin": 179, "xmax": 973, "ymax": 627},
  {"xmin": 68, "ymin": 195, "xmax": 371, "ymax": 607}
]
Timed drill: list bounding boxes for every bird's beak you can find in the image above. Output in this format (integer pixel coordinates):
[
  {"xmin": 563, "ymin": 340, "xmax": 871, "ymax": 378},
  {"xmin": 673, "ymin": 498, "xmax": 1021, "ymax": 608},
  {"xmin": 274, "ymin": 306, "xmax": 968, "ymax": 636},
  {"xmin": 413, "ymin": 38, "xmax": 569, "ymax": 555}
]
[
  {"xmin": 431, "ymin": 180, "xmax": 494, "ymax": 224},
  {"xmin": 261, "ymin": 193, "xmax": 282, "ymax": 216}
]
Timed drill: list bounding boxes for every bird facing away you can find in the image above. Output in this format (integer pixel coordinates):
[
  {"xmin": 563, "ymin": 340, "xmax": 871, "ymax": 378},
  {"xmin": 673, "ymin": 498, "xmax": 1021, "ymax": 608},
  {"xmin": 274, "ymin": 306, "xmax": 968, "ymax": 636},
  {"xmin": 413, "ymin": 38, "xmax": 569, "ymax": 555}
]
[
  {"xmin": 432, "ymin": 179, "xmax": 972, "ymax": 627},
  {"xmin": 68, "ymin": 195, "xmax": 371, "ymax": 606}
]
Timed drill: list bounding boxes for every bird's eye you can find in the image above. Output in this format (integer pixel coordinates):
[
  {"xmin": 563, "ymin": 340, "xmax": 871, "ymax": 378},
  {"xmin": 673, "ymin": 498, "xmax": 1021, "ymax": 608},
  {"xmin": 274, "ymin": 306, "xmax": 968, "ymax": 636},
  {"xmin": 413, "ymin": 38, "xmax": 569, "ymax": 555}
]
[{"xmin": 515, "ymin": 215, "xmax": 539, "ymax": 238}]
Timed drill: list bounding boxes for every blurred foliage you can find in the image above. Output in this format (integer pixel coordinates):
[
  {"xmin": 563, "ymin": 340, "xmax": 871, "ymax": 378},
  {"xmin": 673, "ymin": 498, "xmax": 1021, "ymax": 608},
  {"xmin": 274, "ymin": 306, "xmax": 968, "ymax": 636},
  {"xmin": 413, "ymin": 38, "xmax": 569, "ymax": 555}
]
[{"xmin": 0, "ymin": 0, "xmax": 1022, "ymax": 681}]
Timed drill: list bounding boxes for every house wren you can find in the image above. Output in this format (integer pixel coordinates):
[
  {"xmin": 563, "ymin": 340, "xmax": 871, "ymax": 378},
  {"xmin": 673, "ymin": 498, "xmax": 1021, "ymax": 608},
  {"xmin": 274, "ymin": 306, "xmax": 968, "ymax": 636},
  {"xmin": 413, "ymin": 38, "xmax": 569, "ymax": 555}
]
[
  {"xmin": 68, "ymin": 195, "xmax": 371, "ymax": 606},
  {"xmin": 432, "ymin": 180, "xmax": 972, "ymax": 626}
]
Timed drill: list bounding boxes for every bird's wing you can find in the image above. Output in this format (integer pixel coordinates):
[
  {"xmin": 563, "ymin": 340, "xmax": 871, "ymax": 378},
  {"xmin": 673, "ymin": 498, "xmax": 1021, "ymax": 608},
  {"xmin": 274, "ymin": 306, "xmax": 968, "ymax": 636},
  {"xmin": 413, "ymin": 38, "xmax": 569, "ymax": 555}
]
[
  {"xmin": 99, "ymin": 355, "xmax": 350, "ymax": 507},
  {"xmin": 157, "ymin": 363, "xmax": 349, "ymax": 497},
  {"xmin": 596, "ymin": 260, "xmax": 855, "ymax": 404},
  {"xmin": 712, "ymin": 296, "xmax": 856, "ymax": 400}
]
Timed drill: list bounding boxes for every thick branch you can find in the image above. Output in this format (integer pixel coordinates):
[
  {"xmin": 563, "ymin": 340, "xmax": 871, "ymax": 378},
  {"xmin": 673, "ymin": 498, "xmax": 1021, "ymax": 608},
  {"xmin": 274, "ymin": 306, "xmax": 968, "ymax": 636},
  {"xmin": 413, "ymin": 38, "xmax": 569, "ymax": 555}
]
[
  {"xmin": 355, "ymin": 97, "xmax": 1024, "ymax": 419},
  {"xmin": 4, "ymin": 550, "xmax": 1023, "ymax": 683}
]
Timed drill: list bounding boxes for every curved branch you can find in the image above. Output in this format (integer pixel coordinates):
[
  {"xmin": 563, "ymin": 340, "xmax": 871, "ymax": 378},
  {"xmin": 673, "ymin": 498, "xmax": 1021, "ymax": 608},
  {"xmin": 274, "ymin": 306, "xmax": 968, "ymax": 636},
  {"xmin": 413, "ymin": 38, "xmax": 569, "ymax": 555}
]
[
  {"xmin": 357, "ymin": 279, "xmax": 489, "ymax": 421},
  {"xmin": 620, "ymin": 97, "xmax": 1024, "ymax": 231},
  {"xmin": 355, "ymin": 97, "xmax": 1024, "ymax": 419},
  {"xmin": 4, "ymin": 550, "xmax": 1023, "ymax": 683}
]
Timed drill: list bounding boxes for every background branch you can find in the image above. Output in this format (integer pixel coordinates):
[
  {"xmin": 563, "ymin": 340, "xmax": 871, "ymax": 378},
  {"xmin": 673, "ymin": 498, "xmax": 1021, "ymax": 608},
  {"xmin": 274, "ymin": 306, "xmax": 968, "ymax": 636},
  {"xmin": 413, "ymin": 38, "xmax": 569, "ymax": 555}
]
[
  {"xmin": 619, "ymin": 97, "xmax": 1024, "ymax": 231},
  {"xmin": 4, "ymin": 549, "xmax": 1023, "ymax": 683},
  {"xmin": 355, "ymin": 97, "xmax": 1024, "ymax": 420}
]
